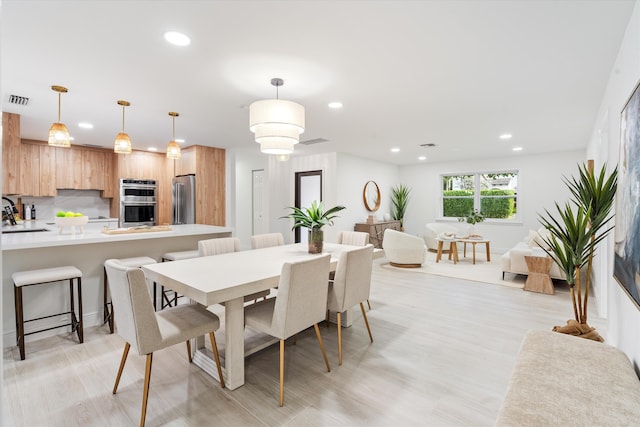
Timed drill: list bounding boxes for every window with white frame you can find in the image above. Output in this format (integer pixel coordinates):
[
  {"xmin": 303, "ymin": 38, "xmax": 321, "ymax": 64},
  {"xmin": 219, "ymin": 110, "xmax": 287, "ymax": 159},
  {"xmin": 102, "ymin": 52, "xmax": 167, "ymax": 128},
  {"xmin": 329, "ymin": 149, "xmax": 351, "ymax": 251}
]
[{"xmin": 441, "ymin": 171, "xmax": 519, "ymax": 221}]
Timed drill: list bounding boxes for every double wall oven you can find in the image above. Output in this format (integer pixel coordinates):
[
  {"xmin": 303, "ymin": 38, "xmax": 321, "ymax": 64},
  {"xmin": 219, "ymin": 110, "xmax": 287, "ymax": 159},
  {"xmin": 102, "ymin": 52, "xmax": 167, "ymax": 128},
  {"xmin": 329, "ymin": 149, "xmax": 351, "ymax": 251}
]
[{"xmin": 119, "ymin": 179, "xmax": 157, "ymax": 227}]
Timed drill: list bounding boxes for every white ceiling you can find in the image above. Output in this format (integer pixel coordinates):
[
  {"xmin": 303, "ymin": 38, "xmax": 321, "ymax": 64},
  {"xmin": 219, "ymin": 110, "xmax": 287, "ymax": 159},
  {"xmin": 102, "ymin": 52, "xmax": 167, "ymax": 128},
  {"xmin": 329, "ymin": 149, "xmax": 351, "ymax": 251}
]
[{"xmin": 1, "ymin": 0, "xmax": 635, "ymax": 165}]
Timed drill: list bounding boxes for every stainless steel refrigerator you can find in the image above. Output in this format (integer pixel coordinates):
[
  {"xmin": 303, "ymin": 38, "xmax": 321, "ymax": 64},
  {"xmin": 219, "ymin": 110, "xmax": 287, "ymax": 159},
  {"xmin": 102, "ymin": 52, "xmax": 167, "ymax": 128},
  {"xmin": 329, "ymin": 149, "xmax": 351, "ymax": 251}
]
[{"xmin": 172, "ymin": 174, "xmax": 196, "ymax": 224}]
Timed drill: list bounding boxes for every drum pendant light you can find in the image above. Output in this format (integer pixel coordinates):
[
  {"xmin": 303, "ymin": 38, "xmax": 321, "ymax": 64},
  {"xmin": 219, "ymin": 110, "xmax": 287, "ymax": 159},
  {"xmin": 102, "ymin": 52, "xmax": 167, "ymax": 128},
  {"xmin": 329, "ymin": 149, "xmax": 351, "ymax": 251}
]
[
  {"xmin": 249, "ymin": 78, "xmax": 304, "ymax": 155},
  {"xmin": 48, "ymin": 85, "xmax": 71, "ymax": 147},
  {"xmin": 166, "ymin": 112, "xmax": 181, "ymax": 159},
  {"xmin": 114, "ymin": 100, "xmax": 132, "ymax": 154}
]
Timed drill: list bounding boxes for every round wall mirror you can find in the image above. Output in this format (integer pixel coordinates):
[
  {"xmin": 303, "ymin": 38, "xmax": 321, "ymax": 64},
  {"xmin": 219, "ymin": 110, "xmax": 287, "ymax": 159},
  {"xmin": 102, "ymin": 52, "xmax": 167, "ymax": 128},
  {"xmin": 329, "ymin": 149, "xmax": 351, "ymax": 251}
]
[{"xmin": 363, "ymin": 180, "xmax": 381, "ymax": 212}]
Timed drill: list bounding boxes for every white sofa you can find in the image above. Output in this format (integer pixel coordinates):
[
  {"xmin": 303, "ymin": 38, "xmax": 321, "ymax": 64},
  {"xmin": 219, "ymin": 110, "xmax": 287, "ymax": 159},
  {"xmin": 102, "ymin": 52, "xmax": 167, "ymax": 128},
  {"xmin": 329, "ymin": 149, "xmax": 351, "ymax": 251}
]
[
  {"xmin": 382, "ymin": 229, "xmax": 426, "ymax": 267},
  {"xmin": 423, "ymin": 222, "xmax": 473, "ymax": 252},
  {"xmin": 500, "ymin": 227, "xmax": 566, "ymax": 280}
]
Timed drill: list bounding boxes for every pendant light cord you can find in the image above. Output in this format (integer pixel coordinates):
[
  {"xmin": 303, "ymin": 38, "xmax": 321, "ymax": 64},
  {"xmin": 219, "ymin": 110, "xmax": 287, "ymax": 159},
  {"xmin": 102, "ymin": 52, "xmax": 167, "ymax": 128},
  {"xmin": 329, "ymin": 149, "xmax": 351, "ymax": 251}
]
[
  {"xmin": 121, "ymin": 106, "xmax": 125, "ymax": 132},
  {"xmin": 57, "ymin": 92, "xmax": 62, "ymax": 122}
]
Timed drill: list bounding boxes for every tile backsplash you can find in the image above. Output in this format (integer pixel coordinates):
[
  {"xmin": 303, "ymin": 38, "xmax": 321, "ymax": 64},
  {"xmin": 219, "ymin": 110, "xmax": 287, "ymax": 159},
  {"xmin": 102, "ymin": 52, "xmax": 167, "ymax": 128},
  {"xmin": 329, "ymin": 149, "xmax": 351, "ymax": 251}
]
[{"xmin": 21, "ymin": 190, "xmax": 112, "ymax": 220}]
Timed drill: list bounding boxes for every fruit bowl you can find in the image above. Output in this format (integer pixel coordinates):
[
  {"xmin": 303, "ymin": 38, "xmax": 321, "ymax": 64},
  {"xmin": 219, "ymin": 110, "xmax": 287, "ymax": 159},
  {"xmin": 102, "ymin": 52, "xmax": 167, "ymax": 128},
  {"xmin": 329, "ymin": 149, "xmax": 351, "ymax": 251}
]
[{"xmin": 54, "ymin": 215, "xmax": 89, "ymax": 234}]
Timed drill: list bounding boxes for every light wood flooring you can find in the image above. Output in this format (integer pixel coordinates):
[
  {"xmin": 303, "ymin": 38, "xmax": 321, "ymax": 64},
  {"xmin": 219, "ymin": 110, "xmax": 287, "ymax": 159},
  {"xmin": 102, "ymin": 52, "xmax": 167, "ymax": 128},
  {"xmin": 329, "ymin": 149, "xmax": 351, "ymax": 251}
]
[{"xmin": 2, "ymin": 259, "xmax": 606, "ymax": 426}]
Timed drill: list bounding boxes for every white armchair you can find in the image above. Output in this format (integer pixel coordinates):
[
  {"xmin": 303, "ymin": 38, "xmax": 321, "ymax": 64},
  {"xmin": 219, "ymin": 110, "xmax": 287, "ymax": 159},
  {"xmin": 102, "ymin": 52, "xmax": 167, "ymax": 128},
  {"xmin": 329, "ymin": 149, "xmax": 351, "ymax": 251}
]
[
  {"xmin": 423, "ymin": 222, "xmax": 473, "ymax": 252},
  {"xmin": 382, "ymin": 229, "xmax": 426, "ymax": 268}
]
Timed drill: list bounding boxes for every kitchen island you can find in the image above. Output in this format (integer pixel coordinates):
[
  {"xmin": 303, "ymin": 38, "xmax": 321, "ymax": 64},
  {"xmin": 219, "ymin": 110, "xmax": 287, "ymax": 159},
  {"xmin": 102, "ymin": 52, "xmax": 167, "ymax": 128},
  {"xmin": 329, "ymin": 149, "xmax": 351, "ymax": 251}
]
[{"xmin": 2, "ymin": 222, "xmax": 232, "ymax": 348}]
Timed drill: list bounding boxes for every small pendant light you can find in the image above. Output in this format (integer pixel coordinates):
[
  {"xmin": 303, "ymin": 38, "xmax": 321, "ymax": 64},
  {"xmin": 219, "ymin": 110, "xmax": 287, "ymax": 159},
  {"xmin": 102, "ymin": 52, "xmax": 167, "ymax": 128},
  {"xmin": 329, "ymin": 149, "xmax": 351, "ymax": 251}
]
[
  {"xmin": 48, "ymin": 85, "xmax": 71, "ymax": 147},
  {"xmin": 166, "ymin": 112, "xmax": 181, "ymax": 159},
  {"xmin": 114, "ymin": 100, "xmax": 132, "ymax": 154}
]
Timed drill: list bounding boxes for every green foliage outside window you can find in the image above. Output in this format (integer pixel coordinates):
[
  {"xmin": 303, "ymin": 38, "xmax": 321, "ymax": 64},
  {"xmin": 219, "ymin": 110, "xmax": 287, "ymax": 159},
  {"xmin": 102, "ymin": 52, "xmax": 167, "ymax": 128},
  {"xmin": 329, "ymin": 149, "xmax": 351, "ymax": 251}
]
[{"xmin": 443, "ymin": 189, "xmax": 515, "ymax": 218}]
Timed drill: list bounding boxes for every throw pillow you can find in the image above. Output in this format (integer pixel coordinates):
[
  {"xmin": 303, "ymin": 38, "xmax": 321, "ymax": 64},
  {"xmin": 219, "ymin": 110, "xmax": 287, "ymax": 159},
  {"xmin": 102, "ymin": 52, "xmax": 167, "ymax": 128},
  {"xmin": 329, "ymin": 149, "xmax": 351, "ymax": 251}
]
[
  {"xmin": 533, "ymin": 228, "xmax": 551, "ymax": 250},
  {"xmin": 526, "ymin": 229, "xmax": 538, "ymax": 247}
]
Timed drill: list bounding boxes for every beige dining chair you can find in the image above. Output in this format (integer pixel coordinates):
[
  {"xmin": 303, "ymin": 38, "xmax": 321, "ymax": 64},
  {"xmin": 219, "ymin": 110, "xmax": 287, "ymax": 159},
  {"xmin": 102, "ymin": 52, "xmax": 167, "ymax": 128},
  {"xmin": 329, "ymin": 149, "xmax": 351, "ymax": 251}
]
[
  {"xmin": 327, "ymin": 244, "xmax": 375, "ymax": 365},
  {"xmin": 104, "ymin": 259, "xmax": 224, "ymax": 427},
  {"xmin": 198, "ymin": 237, "xmax": 270, "ymax": 302},
  {"xmin": 250, "ymin": 232, "xmax": 285, "ymax": 249},
  {"xmin": 337, "ymin": 230, "xmax": 370, "ymax": 246},
  {"xmin": 244, "ymin": 254, "xmax": 332, "ymax": 406},
  {"xmin": 337, "ymin": 230, "xmax": 372, "ymax": 309}
]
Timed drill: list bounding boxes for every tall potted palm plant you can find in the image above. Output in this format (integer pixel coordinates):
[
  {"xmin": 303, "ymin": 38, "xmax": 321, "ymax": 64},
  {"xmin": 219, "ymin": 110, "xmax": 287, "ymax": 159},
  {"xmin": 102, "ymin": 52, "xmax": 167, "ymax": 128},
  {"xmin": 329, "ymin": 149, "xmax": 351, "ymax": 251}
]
[
  {"xmin": 283, "ymin": 200, "xmax": 345, "ymax": 254},
  {"xmin": 538, "ymin": 162, "xmax": 617, "ymax": 341},
  {"xmin": 391, "ymin": 184, "xmax": 411, "ymax": 230}
]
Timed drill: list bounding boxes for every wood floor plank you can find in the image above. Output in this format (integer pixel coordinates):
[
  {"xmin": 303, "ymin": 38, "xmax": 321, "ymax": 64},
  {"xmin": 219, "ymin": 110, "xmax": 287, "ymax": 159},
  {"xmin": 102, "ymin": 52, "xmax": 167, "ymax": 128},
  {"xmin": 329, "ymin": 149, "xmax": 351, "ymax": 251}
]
[{"xmin": 2, "ymin": 259, "xmax": 605, "ymax": 426}]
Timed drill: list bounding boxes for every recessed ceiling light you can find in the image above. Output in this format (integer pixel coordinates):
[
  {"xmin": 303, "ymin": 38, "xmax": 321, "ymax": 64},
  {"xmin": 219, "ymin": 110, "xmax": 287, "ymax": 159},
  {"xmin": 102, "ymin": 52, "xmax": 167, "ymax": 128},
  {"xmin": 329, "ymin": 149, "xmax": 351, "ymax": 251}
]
[
  {"xmin": 69, "ymin": 136, "xmax": 75, "ymax": 141},
  {"xmin": 418, "ymin": 156, "xmax": 426, "ymax": 161},
  {"xmin": 391, "ymin": 148, "xmax": 400, "ymax": 153},
  {"xmin": 500, "ymin": 133, "xmax": 513, "ymax": 140},
  {"xmin": 175, "ymin": 138, "xmax": 185, "ymax": 144},
  {"xmin": 78, "ymin": 122, "xmax": 93, "ymax": 129},
  {"xmin": 512, "ymin": 147, "xmax": 523, "ymax": 151},
  {"xmin": 164, "ymin": 31, "xmax": 191, "ymax": 46},
  {"xmin": 328, "ymin": 102, "xmax": 343, "ymax": 109}
]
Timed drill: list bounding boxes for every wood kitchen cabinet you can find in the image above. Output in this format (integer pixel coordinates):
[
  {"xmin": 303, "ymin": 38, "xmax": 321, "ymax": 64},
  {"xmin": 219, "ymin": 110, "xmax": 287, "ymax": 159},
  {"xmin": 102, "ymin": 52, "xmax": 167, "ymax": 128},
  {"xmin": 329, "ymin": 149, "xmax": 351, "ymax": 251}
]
[
  {"xmin": 55, "ymin": 147, "xmax": 83, "ymax": 189},
  {"xmin": 173, "ymin": 145, "xmax": 225, "ymax": 226},
  {"xmin": 16, "ymin": 140, "xmax": 56, "ymax": 197},
  {"xmin": 2, "ymin": 112, "xmax": 21, "ymax": 195},
  {"xmin": 81, "ymin": 150, "xmax": 105, "ymax": 190}
]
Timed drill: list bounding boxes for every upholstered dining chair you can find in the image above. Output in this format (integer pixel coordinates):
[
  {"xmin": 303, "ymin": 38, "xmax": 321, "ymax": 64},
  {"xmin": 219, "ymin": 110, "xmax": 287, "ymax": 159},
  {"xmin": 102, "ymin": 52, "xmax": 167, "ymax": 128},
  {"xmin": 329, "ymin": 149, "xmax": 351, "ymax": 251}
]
[
  {"xmin": 198, "ymin": 237, "xmax": 270, "ymax": 302},
  {"xmin": 337, "ymin": 230, "xmax": 370, "ymax": 246},
  {"xmin": 244, "ymin": 254, "xmax": 332, "ymax": 406},
  {"xmin": 104, "ymin": 259, "xmax": 224, "ymax": 427},
  {"xmin": 250, "ymin": 232, "xmax": 285, "ymax": 249},
  {"xmin": 327, "ymin": 244, "xmax": 375, "ymax": 365},
  {"xmin": 336, "ymin": 230, "xmax": 372, "ymax": 309}
]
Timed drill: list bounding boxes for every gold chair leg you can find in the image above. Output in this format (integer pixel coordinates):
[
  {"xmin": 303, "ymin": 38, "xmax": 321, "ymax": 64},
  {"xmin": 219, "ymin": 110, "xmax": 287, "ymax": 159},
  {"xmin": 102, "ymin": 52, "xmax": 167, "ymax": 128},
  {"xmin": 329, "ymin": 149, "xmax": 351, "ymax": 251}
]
[
  {"xmin": 209, "ymin": 332, "xmax": 225, "ymax": 388},
  {"xmin": 337, "ymin": 312, "xmax": 343, "ymax": 365},
  {"xmin": 360, "ymin": 302, "xmax": 374, "ymax": 342},
  {"xmin": 186, "ymin": 340, "xmax": 192, "ymax": 363},
  {"xmin": 140, "ymin": 353, "xmax": 153, "ymax": 427},
  {"xmin": 113, "ymin": 342, "xmax": 130, "ymax": 394},
  {"xmin": 314, "ymin": 323, "xmax": 331, "ymax": 372},
  {"xmin": 366, "ymin": 299, "xmax": 371, "ymax": 310},
  {"xmin": 279, "ymin": 339, "xmax": 285, "ymax": 407}
]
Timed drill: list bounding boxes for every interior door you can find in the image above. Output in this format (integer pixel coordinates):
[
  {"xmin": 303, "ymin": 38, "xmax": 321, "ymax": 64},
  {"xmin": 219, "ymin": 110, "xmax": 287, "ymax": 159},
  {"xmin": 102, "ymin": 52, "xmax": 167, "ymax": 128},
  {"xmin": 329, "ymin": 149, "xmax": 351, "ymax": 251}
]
[
  {"xmin": 295, "ymin": 170, "xmax": 322, "ymax": 243},
  {"xmin": 252, "ymin": 169, "xmax": 267, "ymax": 235}
]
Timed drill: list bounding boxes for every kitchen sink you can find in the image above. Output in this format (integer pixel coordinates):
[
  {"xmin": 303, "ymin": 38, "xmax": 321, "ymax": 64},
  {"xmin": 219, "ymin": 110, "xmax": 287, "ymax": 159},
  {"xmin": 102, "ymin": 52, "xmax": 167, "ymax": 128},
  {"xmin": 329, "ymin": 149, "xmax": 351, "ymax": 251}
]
[{"xmin": 1, "ymin": 227, "xmax": 51, "ymax": 234}]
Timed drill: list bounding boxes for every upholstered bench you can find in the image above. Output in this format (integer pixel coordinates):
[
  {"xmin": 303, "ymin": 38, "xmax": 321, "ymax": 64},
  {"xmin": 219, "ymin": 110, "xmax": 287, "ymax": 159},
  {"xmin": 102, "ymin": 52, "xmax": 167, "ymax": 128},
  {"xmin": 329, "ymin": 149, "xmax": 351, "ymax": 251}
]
[{"xmin": 496, "ymin": 329, "xmax": 640, "ymax": 426}]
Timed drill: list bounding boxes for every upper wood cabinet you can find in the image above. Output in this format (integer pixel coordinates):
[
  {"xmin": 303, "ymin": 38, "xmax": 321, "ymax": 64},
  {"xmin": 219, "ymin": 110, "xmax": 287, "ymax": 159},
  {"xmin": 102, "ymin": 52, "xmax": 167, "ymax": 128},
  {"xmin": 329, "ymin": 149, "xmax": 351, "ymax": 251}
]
[
  {"xmin": 2, "ymin": 112, "xmax": 21, "ymax": 195},
  {"xmin": 193, "ymin": 145, "xmax": 226, "ymax": 226},
  {"xmin": 81, "ymin": 150, "xmax": 105, "ymax": 190},
  {"xmin": 174, "ymin": 147, "xmax": 196, "ymax": 176},
  {"xmin": 39, "ymin": 145, "xmax": 57, "ymax": 196},
  {"xmin": 55, "ymin": 147, "xmax": 83, "ymax": 189}
]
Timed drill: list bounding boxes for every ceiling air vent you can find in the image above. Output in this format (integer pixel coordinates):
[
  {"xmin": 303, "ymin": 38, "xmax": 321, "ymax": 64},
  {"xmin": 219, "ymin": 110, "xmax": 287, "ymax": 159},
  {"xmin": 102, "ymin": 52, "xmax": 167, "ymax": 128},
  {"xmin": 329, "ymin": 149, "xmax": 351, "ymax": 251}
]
[
  {"xmin": 300, "ymin": 138, "xmax": 328, "ymax": 146},
  {"xmin": 9, "ymin": 95, "xmax": 29, "ymax": 106},
  {"xmin": 420, "ymin": 143, "xmax": 436, "ymax": 147}
]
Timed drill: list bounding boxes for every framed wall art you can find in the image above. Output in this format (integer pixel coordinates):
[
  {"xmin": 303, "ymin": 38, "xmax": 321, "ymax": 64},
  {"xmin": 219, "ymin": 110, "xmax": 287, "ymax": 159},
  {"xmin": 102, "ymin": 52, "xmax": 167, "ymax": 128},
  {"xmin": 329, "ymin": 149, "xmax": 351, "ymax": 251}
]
[{"xmin": 614, "ymin": 78, "xmax": 640, "ymax": 308}]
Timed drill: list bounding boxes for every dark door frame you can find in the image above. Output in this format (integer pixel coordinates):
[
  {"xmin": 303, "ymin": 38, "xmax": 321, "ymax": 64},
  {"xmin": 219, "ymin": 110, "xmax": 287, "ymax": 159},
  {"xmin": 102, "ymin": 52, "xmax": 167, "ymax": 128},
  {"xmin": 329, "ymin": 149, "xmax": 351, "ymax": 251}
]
[{"xmin": 294, "ymin": 170, "xmax": 323, "ymax": 243}]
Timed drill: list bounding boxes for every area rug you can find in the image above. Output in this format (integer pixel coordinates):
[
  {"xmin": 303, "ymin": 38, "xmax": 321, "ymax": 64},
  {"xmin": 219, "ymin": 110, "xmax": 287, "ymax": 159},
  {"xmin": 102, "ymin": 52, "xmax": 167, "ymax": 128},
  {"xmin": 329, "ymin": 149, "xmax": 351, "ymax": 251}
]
[{"xmin": 380, "ymin": 251, "xmax": 526, "ymax": 289}]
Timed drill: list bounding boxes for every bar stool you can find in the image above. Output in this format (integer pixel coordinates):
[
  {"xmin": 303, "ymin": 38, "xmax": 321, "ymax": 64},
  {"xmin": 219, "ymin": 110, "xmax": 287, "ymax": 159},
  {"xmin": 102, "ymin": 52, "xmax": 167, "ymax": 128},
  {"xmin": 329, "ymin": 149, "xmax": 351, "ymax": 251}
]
[
  {"xmin": 158, "ymin": 250, "xmax": 199, "ymax": 309},
  {"xmin": 12, "ymin": 266, "xmax": 83, "ymax": 360},
  {"xmin": 103, "ymin": 256, "xmax": 157, "ymax": 333}
]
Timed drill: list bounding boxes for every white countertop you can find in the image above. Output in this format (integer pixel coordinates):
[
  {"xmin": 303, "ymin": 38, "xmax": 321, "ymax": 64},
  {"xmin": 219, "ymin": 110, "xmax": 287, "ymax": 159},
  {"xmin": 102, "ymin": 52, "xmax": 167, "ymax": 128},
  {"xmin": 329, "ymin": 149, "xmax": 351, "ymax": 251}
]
[{"xmin": 1, "ymin": 221, "xmax": 233, "ymax": 251}]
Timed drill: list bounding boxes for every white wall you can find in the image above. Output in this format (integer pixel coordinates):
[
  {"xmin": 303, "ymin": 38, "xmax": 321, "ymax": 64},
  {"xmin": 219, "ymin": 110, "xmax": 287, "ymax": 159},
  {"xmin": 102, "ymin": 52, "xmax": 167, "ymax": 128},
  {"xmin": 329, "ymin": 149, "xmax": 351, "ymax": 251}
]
[
  {"xmin": 233, "ymin": 148, "xmax": 268, "ymax": 250},
  {"xmin": 335, "ymin": 153, "xmax": 400, "ymax": 235},
  {"xmin": 586, "ymin": 1, "xmax": 640, "ymax": 370},
  {"xmin": 399, "ymin": 151, "xmax": 584, "ymax": 253}
]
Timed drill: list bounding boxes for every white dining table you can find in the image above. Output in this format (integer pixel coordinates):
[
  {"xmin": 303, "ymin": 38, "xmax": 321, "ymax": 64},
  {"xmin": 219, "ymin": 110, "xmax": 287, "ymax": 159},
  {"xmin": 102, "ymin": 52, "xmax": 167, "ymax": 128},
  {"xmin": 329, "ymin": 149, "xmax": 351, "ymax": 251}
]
[{"xmin": 142, "ymin": 242, "xmax": 366, "ymax": 390}]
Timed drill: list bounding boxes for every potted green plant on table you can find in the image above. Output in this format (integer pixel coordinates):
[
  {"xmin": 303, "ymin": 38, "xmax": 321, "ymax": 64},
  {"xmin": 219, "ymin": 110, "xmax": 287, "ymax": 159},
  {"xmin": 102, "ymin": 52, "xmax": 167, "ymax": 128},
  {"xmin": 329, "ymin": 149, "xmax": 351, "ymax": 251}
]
[
  {"xmin": 282, "ymin": 200, "xmax": 346, "ymax": 254},
  {"xmin": 458, "ymin": 209, "xmax": 485, "ymax": 236},
  {"xmin": 538, "ymin": 162, "xmax": 617, "ymax": 342},
  {"xmin": 391, "ymin": 184, "xmax": 411, "ymax": 230}
]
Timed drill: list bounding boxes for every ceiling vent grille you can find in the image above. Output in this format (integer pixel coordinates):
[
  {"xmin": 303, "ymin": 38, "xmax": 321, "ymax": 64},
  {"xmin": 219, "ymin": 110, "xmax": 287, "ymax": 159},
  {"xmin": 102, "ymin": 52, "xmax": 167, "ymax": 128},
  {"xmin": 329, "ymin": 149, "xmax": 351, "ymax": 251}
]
[
  {"xmin": 300, "ymin": 138, "xmax": 328, "ymax": 145},
  {"xmin": 9, "ymin": 95, "xmax": 29, "ymax": 106},
  {"xmin": 420, "ymin": 143, "xmax": 437, "ymax": 147}
]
